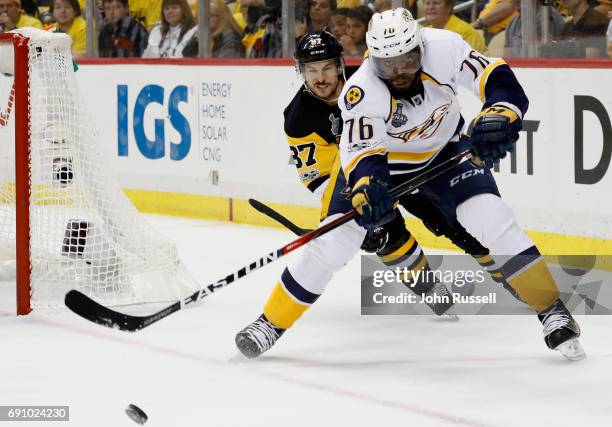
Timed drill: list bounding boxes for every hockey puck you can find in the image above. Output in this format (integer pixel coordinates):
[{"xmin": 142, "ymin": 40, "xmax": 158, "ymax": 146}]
[{"xmin": 125, "ymin": 404, "xmax": 148, "ymax": 425}]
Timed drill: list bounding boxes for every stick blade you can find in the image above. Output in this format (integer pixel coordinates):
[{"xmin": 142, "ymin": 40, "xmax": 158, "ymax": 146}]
[
  {"xmin": 64, "ymin": 290, "xmax": 145, "ymax": 332},
  {"xmin": 248, "ymin": 198, "xmax": 311, "ymax": 236}
]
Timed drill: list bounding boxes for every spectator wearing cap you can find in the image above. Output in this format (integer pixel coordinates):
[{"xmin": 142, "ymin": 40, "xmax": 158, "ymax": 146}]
[
  {"xmin": 98, "ymin": 0, "xmax": 148, "ymax": 57},
  {"xmin": 50, "ymin": 0, "xmax": 86, "ymax": 56},
  {"xmin": 423, "ymin": 0, "xmax": 486, "ymax": 53},
  {"xmin": 0, "ymin": 0, "xmax": 43, "ymax": 31}
]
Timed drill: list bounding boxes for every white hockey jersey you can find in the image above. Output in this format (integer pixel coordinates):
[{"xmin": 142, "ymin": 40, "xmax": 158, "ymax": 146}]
[{"xmin": 338, "ymin": 28, "xmax": 528, "ymax": 186}]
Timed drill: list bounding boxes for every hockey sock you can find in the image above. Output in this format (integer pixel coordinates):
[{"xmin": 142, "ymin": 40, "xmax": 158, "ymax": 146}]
[
  {"xmin": 263, "ymin": 268, "xmax": 318, "ymax": 329},
  {"xmin": 500, "ymin": 247, "xmax": 560, "ymax": 312}
]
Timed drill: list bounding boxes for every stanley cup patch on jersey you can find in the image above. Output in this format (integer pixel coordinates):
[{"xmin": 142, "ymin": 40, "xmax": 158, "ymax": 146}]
[
  {"xmin": 388, "ymin": 103, "xmax": 451, "ymax": 142},
  {"xmin": 329, "ymin": 113, "xmax": 341, "ymax": 136},
  {"xmin": 344, "ymin": 85, "xmax": 365, "ymax": 111},
  {"xmin": 391, "ymin": 103, "xmax": 408, "ymax": 127}
]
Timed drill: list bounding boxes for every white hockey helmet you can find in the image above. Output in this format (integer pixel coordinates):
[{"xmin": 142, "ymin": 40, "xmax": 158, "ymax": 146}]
[
  {"xmin": 366, "ymin": 8, "xmax": 423, "ymax": 81},
  {"xmin": 366, "ymin": 8, "xmax": 422, "ymax": 58}
]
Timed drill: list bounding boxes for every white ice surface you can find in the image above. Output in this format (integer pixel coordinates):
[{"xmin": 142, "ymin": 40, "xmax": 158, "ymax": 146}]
[{"xmin": 1, "ymin": 215, "xmax": 611, "ymax": 427}]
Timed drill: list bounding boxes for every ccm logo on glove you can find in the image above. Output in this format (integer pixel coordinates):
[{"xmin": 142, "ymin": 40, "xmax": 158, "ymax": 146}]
[{"xmin": 468, "ymin": 105, "xmax": 522, "ymax": 169}]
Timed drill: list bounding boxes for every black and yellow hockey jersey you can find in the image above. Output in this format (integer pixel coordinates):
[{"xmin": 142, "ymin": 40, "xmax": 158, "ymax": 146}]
[{"xmin": 283, "ymin": 86, "xmax": 351, "ymax": 219}]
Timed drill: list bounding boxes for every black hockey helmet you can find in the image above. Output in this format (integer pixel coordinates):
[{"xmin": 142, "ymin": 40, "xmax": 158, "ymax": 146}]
[{"xmin": 295, "ymin": 30, "xmax": 344, "ymax": 73}]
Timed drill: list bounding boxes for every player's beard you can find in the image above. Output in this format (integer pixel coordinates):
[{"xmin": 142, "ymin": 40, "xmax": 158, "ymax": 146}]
[
  {"xmin": 311, "ymin": 81, "xmax": 335, "ymax": 99},
  {"xmin": 389, "ymin": 73, "xmax": 417, "ymax": 91},
  {"xmin": 309, "ymin": 79, "xmax": 342, "ymax": 104}
]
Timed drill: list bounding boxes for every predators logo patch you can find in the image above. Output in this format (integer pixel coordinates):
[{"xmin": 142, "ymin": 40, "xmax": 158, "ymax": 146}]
[
  {"xmin": 388, "ymin": 103, "xmax": 451, "ymax": 142},
  {"xmin": 344, "ymin": 86, "xmax": 364, "ymax": 111}
]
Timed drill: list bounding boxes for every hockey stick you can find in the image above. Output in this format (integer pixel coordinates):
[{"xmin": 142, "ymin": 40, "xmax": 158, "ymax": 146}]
[
  {"xmin": 65, "ymin": 148, "xmax": 475, "ymax": 332},
  {"xmin": 248, "ymin": 198, "xmax": 312, "ymax": 236}
]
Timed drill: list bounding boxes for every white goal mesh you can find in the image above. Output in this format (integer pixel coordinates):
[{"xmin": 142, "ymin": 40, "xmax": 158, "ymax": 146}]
[{"xmin": 0, "ymin": 28, "xmax": 199, "ymax": 310}]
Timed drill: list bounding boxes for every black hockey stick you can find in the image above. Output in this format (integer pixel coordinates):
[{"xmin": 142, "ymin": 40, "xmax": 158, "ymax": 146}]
[
  {"xmin": 65, "ymin": 148, "xmax": 475, "ymax": 332},
  {"xmin": 248, "ymin": 198, "xmax": 312, "ymax": 236}
]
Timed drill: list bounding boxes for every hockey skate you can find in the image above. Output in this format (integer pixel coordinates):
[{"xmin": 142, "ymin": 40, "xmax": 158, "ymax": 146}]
[
  {"xmin": 420, "ymin": 282, "xmax": 459, "ymax": 320},
  {"xmin": 235, "ymin": 314, "xmax": 286, "ymax": 359},
  {"xmin": 428, "ymin": 282, "xmax": 459, "ymax": 320},
  {"xmin": 538, "ymin": 299, "xmax": 585, "ymax": 361}
]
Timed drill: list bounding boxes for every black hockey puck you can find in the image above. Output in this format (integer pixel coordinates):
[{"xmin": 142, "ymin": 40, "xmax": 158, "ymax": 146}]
[{"xmin": 125, "ymin": 404, "xmax": 148, "ymax": 425}]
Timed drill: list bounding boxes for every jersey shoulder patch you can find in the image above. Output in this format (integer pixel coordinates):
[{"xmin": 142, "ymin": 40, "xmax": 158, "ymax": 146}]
[
  {"xmin": 343, "ymin": 85, "xmax": 365, "ymax": 111},
  {"xmin": 339, "ymin": 62, "xmax": 391, "ymax": 120}
]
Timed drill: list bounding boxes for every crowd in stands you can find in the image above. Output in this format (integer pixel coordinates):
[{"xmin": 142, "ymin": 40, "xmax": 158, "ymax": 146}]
[{"xmin": 1, "ymin": 0, "xmax": 611, "ymax": 58}]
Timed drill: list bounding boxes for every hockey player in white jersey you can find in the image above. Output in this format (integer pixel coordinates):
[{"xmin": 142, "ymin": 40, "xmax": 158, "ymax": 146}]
[
  {"xmin": 235, "ymin": 31, "xmax": 461, "ymax": 359},
  {"xmin": 339, "ymin": 8, "xmax": 585, "ymax": 360}
]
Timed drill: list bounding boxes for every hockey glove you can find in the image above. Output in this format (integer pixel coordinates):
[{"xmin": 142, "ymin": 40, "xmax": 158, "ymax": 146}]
[
  {"xmin": 467, "ymin": 106, "xmax": 522, "ymax": 169},
  {"xmin": 360, "ymin": 227, "xmax": 388, "ymax": 253},
  {"xmin": 351, "ymin": 176, "xmax": 395, "ymax": 234}
]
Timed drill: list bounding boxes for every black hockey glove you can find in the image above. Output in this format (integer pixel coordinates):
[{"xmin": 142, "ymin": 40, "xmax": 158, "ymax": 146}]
[
  {"xmin": 351, "ymin": 176, "xmax": 395, "ymax": 234},
  {"xmin": 360, "ymin": 227, "xmax": 388, "ymax": 253},
  {"xmin": 467, "ymin": 106, "xmax": 522, "ymax": 169}
]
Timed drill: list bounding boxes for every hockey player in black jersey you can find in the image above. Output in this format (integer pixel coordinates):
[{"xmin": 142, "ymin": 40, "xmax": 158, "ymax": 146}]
[{"xmin": 235, "ymin": 31, "xmax": 462, "ymax": 359}]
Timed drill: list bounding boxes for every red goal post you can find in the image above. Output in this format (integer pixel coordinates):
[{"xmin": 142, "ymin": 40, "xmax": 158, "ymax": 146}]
[
  {"xmin": 0, "ymin": 31, "xmax": 32, "ymax": 314},
  {"xmin": 0, "ymin": 29, "xmax": 199, "ymax": 315}
]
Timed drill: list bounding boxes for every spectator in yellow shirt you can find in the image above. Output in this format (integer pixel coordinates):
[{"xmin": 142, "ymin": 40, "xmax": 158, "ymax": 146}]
[
  {"xmin": 130, "ymin": 0, "xmax": 161, "ymax": 30},
  {"xmin": 240, "ymin": 0, "xmax": 264, "ymax": 56},
  {"xmin": 0, "ymin": 0, "xmax": 42, "ymax": 31},
  {"xmin": 423, "ymin": 0, "xmax": 486, "ymax": 53},
  {"xmin": 472, "ymin": 0, "xmax": 517, "ymax": 42},
  {"xmin": 50, "ymin": 0, "xmax": 86, "ymax": 57},
  {"xmin": 338, "ymin": 0, "xmax": 361, "ymax": 6},
  {"xmin": 234, "ymin": 0, "xmax": 262, "ymax": 31},
  {"xmin": 373, "ymin": 0, "xmax": 418, "ymax": 16}
]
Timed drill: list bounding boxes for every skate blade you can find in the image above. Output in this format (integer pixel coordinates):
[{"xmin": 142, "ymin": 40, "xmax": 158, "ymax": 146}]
[
  {"xmin": 438, "ymin": 313, "xmax": 459, "ymax": 321},
  {"xmin": 438, "ymin": 306, "xmax": 459, "ymax": 321},
  {"xmin": 555, "ymin": 338, "xmax": 586, "ymax": 361},
  {"xmin": 445, "ymin": 313, "xmax": 459, "ymax": 321}
]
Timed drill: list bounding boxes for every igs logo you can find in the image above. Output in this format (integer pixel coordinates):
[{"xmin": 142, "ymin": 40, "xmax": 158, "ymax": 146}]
[{"xmin": 117, "ymin": 84, "xmax": 191, "ymax": 160}]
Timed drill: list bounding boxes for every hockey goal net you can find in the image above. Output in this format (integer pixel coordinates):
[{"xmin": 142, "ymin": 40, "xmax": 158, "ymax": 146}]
[{"xmin": 0, "ymin": 28, "xmax": 199, "ymax": 314}]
